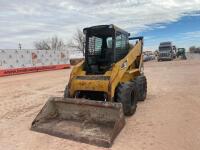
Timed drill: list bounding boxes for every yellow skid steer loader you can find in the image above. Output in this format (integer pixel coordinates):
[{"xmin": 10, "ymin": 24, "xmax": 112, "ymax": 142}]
[{"xmin": 31, "ymin": 24, "xmax": 147, "ymax": 148}]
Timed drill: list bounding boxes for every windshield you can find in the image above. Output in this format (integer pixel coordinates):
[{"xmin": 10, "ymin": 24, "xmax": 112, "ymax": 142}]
[
  {"xmin": 159, "ymin": 46, "xmax": 171, "ymax": 51},
  {"xmin": 178, "ymin": 48, "xmax": 185, "ymax": 52}
]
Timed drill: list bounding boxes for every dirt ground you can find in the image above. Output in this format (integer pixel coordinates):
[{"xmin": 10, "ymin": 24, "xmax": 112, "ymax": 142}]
[{"xmin": 0, "ymin": 57, "xmax": 200, "ymax": 150}]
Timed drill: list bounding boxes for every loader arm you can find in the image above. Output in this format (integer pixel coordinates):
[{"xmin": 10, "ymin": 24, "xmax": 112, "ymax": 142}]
[{"xmin": 108, "ymin": 37, "xmax": 143, "ymax": 100}]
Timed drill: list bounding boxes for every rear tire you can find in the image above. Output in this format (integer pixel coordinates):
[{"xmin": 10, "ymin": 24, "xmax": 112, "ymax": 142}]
[
  {"xmin": 116, "ymin": 81, "xmax": 138, "ymax": 116},
  {"xmin": 135, "ymin": 75, "xmax": 147, "ymax": 101}
]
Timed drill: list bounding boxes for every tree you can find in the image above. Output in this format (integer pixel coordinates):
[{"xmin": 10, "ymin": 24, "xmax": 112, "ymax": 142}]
[
  {"xmin": 51, "ymin": 36, "xmax": 65, "ymax": 51},
  {"xmin": 66, "ymin": 29, "xmax": 85, "ymax": 55},
  {"xmin": 34, "ymin": 40, "xmax": 51, "ymax": 50},
  {"xmin": 34, "ymin": 36, "xmax": 65, "ymax": 51}
]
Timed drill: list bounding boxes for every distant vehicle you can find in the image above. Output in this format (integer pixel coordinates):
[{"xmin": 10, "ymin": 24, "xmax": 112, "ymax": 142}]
[
  {"xmin": 176, "ymin": 48, "xmax": 187, "ymax": 60},
  {"xmin": 158, "ymin": 42, "xmax": 176, "ymax": 61},
  {"xmin": 143, "ymin": 51, "xmax": 155, "ymax": 62},
  {"xmin": 143, "ymin": 54, "xmax": 151, "ymax": 62}
]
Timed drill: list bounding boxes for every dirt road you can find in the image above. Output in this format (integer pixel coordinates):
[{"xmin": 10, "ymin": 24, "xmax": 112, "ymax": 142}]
[{"xmin": 0, "ymin": 58, "xmax": 200, "ymax": 150}]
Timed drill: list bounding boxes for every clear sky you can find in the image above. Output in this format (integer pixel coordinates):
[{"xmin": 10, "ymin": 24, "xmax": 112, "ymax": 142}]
[
  {"xmin": 0, "ymin": 0, "xmax": 200, "ymax": 51},
  {"xmin": 140, "ymin": 14, "xmax": 200, "ymax": 50}
]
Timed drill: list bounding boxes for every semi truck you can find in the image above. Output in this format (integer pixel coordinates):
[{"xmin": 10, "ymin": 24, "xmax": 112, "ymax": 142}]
[{"xmin": 157, "ymin": 42, "xmax": 176, "ymax": 61}]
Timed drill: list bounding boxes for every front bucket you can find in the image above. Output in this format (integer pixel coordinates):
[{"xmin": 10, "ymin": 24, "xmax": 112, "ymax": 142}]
[{"xmin": 31, "ymin": 97, "xmax": 125, "ymax": 148}]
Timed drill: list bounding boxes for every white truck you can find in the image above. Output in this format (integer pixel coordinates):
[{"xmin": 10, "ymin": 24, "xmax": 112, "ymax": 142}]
[{"xmin": 158, "ymin": 42, "xmax": 176, "ymax": 61}]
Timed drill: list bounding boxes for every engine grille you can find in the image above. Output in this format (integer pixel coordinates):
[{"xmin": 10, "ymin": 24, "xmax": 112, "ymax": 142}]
[{"xmin": 159, "ymin": 53, "xmax": 170, "ymax": 57}]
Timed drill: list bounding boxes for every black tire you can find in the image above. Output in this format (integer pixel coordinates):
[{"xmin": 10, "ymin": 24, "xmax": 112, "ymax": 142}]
[
  {"xmin": 116, "ymin": 81, "xmax": 138, "ymax": 116},
  {"xmin": 135, "ymin": 75, "xmax": 147, "ymax": 101},
  {"xmin": 64, "ymin": 85, "xmax": 69, "ymax": 98}
]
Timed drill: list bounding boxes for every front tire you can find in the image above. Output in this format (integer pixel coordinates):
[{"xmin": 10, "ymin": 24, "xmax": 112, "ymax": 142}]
[
  {"xmin": 135, "ymin": 75, "xmax": 147, "ymax": 101},
  {"xmin": 116, "ymin": 81, "xmax": 138, "ymax": 116}
]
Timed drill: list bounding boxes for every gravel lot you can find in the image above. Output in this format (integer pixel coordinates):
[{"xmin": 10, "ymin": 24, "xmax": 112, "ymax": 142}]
[{"xmin": 0, "ymin": 57, "xmax": 200, "ymax": 150}]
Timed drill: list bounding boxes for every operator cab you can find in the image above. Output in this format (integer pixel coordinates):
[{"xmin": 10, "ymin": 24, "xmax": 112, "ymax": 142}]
[{"xmin": 83, "ymin": 24, "xmax": 130, "ymax": 74}]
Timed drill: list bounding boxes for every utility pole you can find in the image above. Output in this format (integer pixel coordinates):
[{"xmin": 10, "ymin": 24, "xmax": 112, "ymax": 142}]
[{"xmin": 19, "ymin": 43, "xmax": 22, "ymax": 50}]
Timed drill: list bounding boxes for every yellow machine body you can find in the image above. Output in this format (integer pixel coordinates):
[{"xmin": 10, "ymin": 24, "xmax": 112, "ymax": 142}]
[{"xmin": 68, "ymin": 40, "xmax": 143, "ymax": 101}]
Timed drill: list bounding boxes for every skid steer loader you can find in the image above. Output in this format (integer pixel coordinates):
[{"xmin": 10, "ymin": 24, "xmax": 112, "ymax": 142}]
[{"xmin": 31, "ymin": 24, "xmax": 147, "ymax": 148}]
